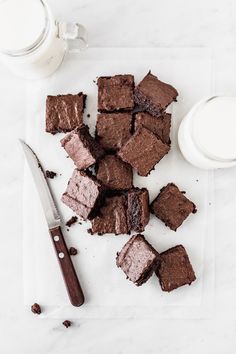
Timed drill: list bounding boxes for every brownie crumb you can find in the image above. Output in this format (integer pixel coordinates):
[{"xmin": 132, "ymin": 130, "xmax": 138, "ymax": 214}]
[
  {"xmin": 93, "ymin": 80, "xmax": 96, "ymax": 83},
  {"xmin": 31, "ymin": 303, "xmax": 41, "ymax": 315},
  {"xmin": 79, "ymin": 222, "xmax": 82, "ymax": 225},
  {"xmin": 63, "ymin": 320, "xmax": 72, "ymax": 328},
  {"xmin": 87, "ymin": 113, "xmax": 90, "ymax": 118},
  {"xmin": 69, "ymin": 247, "xmax": 78, "ymax": 256},
  {"xmin": 67, "ymin": 228, "xmax": 69, "ymax": 232},
  {"xmin": 45, "ymin": 170, "xmax": 57, "ymax": 179},
  {"xmin": 66, "ymin": 216, "xmax": 78, "ymax": 227}
]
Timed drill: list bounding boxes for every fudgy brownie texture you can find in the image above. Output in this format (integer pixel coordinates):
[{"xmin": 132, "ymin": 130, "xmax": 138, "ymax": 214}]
[
  {"xmin": 116, "ymin": 234, "xmax": 160, "ymax": 286},
  {"xmin": 127, "ymin": 188, "xmax": 150, "ymax": 232},
  {"xmin": 31, "ymin": 303, "xmax": 41, "ymax": 314},
  {"xmin": 69, "ymin": 247, "xmax": 78, "ymax": 256},
  {"xmin": 45, "ymin": 170, "xmax": 57, "ymax": 179},
  {"xmin": 96, "ymin": 112, "xmax": 132, "ymax": 151},
  {"xmin": 62, "ymin": 170, "xmax": 104, "ymax": 220},
  {"xmin": 89, "ymin": 195, "xmax": 129, "ymax": 235},
  {"xmin": 97, "ymin": 75, "xmax": 134, "ymax": 112},
  {"xmin": 156, "ymin": 245, "xmax": 196, "ymax": 292},
  {"xmin": 150, "ymin": 183, "xmax": 197, "ymax": 231},
  {"xmin": 61, "ymin": 125, "xmax": 104, "ymax": 170},
  {"xmin": 118, "ymin": 126, "xmax": 170, "ymax": 176},
  {"xmin": 134, "ymin": 71, "xmax": 178, "ymax": 117},
  {"xmin": 62, "ymin": 320, "xmax": 72, "ymax": 328},
  {"xmin": 46, "ymin": 93, "xmax": 86, "ymax": 134},
  {"xmin": 96, "ymin": 155, "xmax": 133, "ymax": 190},
  {"xmin": 66, "ymin": 216, "xmax": 78, "ymax": 227},
  {"xmin": 135, "ymin": 112, "xmax": 171, "ymax": 144}
]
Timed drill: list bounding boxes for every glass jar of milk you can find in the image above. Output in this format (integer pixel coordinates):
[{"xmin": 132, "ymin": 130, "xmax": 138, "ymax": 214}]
[
  {"xmin": 0, "ymin": 0, "xmax": 87, "ymax": 79},
  {"xmin": 178, "ymin": 96, "xmax": 236, "ymax": 169}
]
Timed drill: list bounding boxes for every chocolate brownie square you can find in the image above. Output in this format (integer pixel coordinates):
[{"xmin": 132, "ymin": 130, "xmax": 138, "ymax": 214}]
[
  {"xmin": 135, "ymin": 112, "xmax": 171, "ymax": 144},
  {"xmin": 46, "ymin": 93, "xmax": 86, "ymax": 134},
  {"xmin": 96, "ymin": 112, "xmax": 132, "ymax": 151},
  {"xmin": 96, "ymin": 155, "xmax": 133, "ymax": 190},
  {"xmin": 134, "ymin": 71, "xmax": 178, "ymax": 116},
  {"xmin": 156, "ymin": 245, "xmax": 196, "ymax": 292},
  {"xmin": 61, "ymin": 169, "xmax": 104, "ymax": 220},
  {"xmin": 89, "ymin": 196, "xmax": 129, "ymax": 235},
  {"xmin": 61, "ymin": 125, "xmax": 104, "ymax": 170},
  {"xmin": 127, "ymin": 188, "xmax": 150, "ymax": 232},
  {"xmin": 97, "ymin": 75, "xmax": 134, "ymax": 112},
  {"xmin": 118, "ymin": 126, "xmax": 170, "ymax": 176},
  {"xmin": 150, "ymin": 183, "xmax": 197, "ymax": 231},
  {"xmin": 116, "ymin": 234, "xmax": 160, "ymax": 286}
]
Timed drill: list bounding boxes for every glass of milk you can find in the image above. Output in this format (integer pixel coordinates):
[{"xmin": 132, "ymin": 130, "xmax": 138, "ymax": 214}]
[
  {"xmin": 0, "ymin": 0, "xmax": 87, "ymax": 79},
  {"xmin": 178, "ymin": 96, "xmax": 236, "ymax": 169}
]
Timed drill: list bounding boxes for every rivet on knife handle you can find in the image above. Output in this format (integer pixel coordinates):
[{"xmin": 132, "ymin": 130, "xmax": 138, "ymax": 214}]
[{"xmin": 50, "ymin": 226, "xmax": 84, "ymax": 307}]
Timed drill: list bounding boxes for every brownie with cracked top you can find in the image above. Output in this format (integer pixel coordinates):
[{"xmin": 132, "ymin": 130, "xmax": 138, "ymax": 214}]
[
  {"xmin": 96, "ymin": 112, "xmax": 132, "ymax": 151},
  {"xmin": 135, "ymin": 111, "xmax": 171, "ymax": 144},
  {"xmin": 156, "ymin": 245, "xmax": 196, "ymax": 292},
  {"xmin": 96, "ymin": 155, "xmax": 133, "ymax": 190},
  {"xmin": 116, "ymin": 234, "xmax": 160, "ymax": 286},
  {"xmin": 134, "ymin": 71, "xmax": 178, "ymax": 116},
  {"xmin": 46, "ymin": 93, "xmax": 86, "ymax": 134},
  {"xmin": 150, "ymin": 183, "xmax": 197, "ymax": 231},
  {"xmin": 97, "ymin": 75, "xmax": 134, "ymax": 112},
  {"xmin": 89, "ymin": 195, "xmax": 129, "ymax": 235},
  {"xmin": 118, "ymin": 126, "xmax": 170, "ymax": 176}
]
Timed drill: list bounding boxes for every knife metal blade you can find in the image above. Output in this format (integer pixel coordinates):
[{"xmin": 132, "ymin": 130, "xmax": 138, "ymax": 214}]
[
  {"xmin": 19, "ymin": 139, "xmax": 61, "ymax": 229},
  {"xmin": 20, "ymin": 139, "xmax": 85, "ymax": 307}
]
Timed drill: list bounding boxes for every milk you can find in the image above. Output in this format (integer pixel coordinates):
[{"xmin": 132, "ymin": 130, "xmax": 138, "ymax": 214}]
[
  {"xmin": 0, "ymin": 0, "xmax": 87, "ymax": 79},
  {"xmin": 0, "ymin": 0, "xmax": 46, "ymax": 53},
  {"xmin": 178, "ymin": 96, "xmax": 236, "ymax": 169}
]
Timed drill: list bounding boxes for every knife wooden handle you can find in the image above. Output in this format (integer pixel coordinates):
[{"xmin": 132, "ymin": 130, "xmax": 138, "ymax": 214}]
[{"xmin": 50, "ymin": 226, "xmax": 84, "ymax": 307}]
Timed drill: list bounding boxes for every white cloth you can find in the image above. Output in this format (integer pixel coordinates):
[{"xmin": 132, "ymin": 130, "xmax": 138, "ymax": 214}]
[{"xmin": 23, "ymin": 48, "xmax": 214, "ymax": 319}]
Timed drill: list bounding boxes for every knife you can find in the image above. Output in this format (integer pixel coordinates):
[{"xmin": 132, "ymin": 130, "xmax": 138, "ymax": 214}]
[{"xmin": 20, "ymin": 139, "xmax": 84, "ymax": 307}]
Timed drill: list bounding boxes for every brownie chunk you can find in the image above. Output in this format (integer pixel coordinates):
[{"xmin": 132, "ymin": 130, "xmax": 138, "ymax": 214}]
[
  {"xmin": 150, "ymin": 183, "xmax": 197, "ymax": 231},
  {"xmin": 45, "ymin": 170, "xmax": 57, "ymax": 179},
  {"xmin": 127, "ymin": 188, "xmax": 150, "ymax": 232},
  {"xmin": 116, "ymin": 234, "xmax": 160, "ymax": 286},
  {"xmin": 31, "ymin": 303, "xmax": 41, "ymax": 314},
  {"xmin": 69, "ymin": 247, "xmax": 78, "ymax": 256},
  {"xmin": 66, "ymin": 216, "xmax": 78, "ymax": 227},
  {"xmin": 118, "ymin": 126, "xmax": 170, "ymax": 176},
  {"xmin": 96, "ymin": 155, "xmax": 133, "ymax": 190},
  {"xmin": 135, "ymin": 112, "xmax": 171, "ymax": 144},
  {"xmin": 134, "ymin": 71, "xmax": 178, "ymax": 116},
  {"xmin": 62, "ymin": 320, "xmax": 72, "ymax": 328},
  {"xmin": 156, "ymin": 245, "xmax": 196, "ymax": 292},
  {"xmin": 62, "ymin": 169, "xmax": 104, "ymax": 220},
  {"xmin": 97, "ymin": 75, "xmax": 134, "ymax": 112},
  {"xmin": 89, "ymin": 196, "xmax": 129, "ymax": 235},
  {"xmin": 46, "ymin": 93, "xmax": 86, "ymax": 134},
  {"xmin": 61, "ymin": 125, "xmax": 104, "ymax": 170},
  {"xmin": 96, "ymin": 112, "xmax": 132, "ymax": 151}
]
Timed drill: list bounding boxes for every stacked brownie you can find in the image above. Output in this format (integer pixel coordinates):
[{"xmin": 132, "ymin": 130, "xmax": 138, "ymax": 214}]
[{"xmin": 45, "ymin": 71, "xmax": 198, "ymax": 293}]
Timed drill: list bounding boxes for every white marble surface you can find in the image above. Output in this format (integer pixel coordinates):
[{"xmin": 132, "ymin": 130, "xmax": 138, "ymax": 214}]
[{"xmin": 1, "ymin": 0, "xmax": 236, "ymax": 353}]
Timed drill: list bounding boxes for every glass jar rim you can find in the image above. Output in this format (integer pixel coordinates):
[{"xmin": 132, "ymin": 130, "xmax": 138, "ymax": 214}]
[{"xmin": 0, "ymin": 0, "xmax": 50, "ymax": 57}]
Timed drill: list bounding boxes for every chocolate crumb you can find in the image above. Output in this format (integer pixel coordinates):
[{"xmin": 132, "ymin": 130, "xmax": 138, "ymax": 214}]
[
  {"xmin": 69, "ymin": 247, "xmax": 78, "ymax": 256},
  {"xmin": 87, "ymin": 113, "xmax": 90, "ymax": 118},
  {"xmin": 45, "ymin": 170, "xmax": 57, "ymax": 179},
  {"xmin": 63, "ymin": 320, "xmax": 71, "ymax": 328},
  {"xmin": 66, "ymin": 156, "xmax": 69, "ymax": 158},
  {"xmin": 196, "ymin": 179, "xmax": 199, "ymax": 182},
  {"xmin": 66, "ymin": 216, "xmax": 78, "ymax": 227},
  {"xmin": 93, "ymin": 80, "xmax": 96, "ymax": 83},
  {"xmin": 78, "ymin": 222, "xmax": 82, "ymax": 225},
  {"xmin": 31, "ymin": 303, "xmax": 41, "ymax": 314},
  {"xmin": 67, "ymin": 228, "xmax": 69, "ymax": 232}
]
